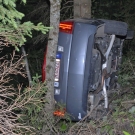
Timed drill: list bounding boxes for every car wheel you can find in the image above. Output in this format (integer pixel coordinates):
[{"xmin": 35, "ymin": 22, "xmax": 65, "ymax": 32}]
[{"xmin": 100, "ymin": 19, "xmax": 128, "ymax": 36}]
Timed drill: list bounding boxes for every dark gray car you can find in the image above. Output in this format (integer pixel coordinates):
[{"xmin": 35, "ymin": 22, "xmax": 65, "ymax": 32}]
[{"xmin": 43, "ymin": 18, "xmax": 134, "ymax": 121}]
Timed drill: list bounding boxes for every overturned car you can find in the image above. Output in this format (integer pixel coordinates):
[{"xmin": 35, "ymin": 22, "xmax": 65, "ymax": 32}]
[{"xmin": 42, "ymin": 18, "xmax": 134, "ymax": 121}]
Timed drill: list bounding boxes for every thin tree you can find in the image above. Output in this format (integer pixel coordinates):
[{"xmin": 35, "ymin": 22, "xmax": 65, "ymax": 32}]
[{"xmin": 45, "ymin": 0, "xmax": 61, "ymax": 111}]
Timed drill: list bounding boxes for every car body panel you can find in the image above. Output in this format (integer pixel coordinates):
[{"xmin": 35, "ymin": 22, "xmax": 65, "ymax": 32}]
[
  {"xmin": 66, "ymin": 23, "xmax": 96, "ymax": 120},
  {"xmin": 54, "ymin": 20, "xmax": 99, "ymax": 121},
  {"xmin": 54, "ymin": 32, "xmax": 72, "ymax": 104}
]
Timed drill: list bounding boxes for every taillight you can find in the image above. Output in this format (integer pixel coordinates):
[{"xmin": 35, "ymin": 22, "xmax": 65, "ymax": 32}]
[
  {"xmin": 59, "ymin": 21, "xmax": 74, "ymax": 34},
  {"xmin": 42, "ymin": 47, "xmax": 47, "ymax": 82},
  {"xmin": 53, "ymin": 108, "xmax": 66, "ymax": 117}
]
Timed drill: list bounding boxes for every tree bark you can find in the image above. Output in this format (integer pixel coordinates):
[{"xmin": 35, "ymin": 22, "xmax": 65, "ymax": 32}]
[
  {"xmin": 21, "ymin": 46, "xmax": 32, "ymax": 86},
  {"xmin": 74, "ymin": 0, "xmax": 91, "ymax": 18},
  {"xmin": 45, "ymin": 0, "xmax": 60, "ymax": 112}
]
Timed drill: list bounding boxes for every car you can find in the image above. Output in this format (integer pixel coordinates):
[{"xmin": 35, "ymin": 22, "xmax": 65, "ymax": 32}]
[{"xmin": 42, "ymin": 18, "xmax": 134, "ymax": 121}]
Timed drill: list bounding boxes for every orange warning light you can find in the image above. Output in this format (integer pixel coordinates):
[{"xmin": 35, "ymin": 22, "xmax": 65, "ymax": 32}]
[
  {"xmin": 53, "ymin": 108, "xmax": 66, "ymax": 117},
  {"xmin": 59, "ymin": 24, "xmax": 72, "ymax": 30},
  {"xmin": 59, "ymin": 21, "xmax": 74, "ymax": 34}
]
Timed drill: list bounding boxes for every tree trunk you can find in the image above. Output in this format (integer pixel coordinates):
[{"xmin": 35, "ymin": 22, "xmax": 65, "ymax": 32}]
[
  {"xmin": 45, "ymin": 0, "xmax": 60, "ymax": 112},
  {"xmin": 74, "ymin": 0, "xmax": 91, "ymax": 18},
  {"xmin": 21, "ymin": 46, "xmax": 32, "ymax": 86}
]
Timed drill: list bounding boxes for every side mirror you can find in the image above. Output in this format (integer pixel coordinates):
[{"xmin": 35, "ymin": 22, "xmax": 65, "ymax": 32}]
[{"xmin": 126, "ymin": 30, "xmax": 134, "ymax": 39}]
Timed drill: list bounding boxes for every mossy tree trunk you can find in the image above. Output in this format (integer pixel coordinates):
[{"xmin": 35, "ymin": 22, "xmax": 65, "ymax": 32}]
[{"xmin": 74, "ymin": 0, "xmax": 91, "ymax": 18}]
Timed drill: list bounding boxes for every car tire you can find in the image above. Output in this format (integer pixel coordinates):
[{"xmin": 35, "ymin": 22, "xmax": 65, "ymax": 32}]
[{"xmin": 100, "ymin": 19, "xmax": 128, "ymax": 36}]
